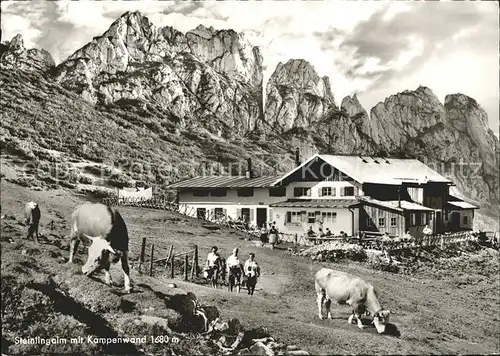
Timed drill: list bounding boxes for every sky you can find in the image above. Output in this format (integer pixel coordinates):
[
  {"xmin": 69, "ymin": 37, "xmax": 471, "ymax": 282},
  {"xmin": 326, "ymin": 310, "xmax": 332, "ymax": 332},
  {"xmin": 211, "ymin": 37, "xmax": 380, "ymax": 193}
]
[{"xmin": 1, "ymin": 0, "xmax": 498, "ymax": 136}]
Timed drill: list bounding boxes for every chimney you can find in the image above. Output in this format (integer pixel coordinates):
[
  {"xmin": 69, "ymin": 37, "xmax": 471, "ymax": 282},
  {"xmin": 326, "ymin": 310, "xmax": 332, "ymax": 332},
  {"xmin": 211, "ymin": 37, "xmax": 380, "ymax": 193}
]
[
  {"xmin": 245, "ymin": 158, "xmax": 253, "ymax": 179},
  {"xmin": 295, "ymin": 148, "xmax": 300, "ymax": 167}
]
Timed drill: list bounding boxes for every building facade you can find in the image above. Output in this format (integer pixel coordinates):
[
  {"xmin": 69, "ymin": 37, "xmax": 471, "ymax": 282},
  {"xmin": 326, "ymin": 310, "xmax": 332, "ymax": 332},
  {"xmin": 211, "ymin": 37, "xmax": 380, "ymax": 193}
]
[{"xmin": 168, "ymin": 154, "xmax": 478, "ymax": 237}]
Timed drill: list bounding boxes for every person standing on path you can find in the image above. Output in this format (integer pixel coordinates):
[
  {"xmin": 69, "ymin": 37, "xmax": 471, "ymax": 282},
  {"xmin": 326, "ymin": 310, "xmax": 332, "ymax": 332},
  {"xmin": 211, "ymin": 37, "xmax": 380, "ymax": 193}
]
[
  {"xmin": 244, "ymin": 252, "xmax": 261, "ymax": 296},
  {"xmin": 226, "ymin": 247, "xmax": 243, "ymax": 293}
]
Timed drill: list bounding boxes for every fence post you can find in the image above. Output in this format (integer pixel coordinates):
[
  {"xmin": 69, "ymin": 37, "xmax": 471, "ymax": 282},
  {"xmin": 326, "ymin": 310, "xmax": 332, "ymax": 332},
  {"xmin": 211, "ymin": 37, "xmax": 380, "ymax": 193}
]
[
  {"xmin": 139, "ymin": 237, "xmax": 146, "ymax": 274},
  {"xmin": 190, "ymin": 253, "xmax": 196, "ymax": 280},
  {"xmin": 194, "ymin": 245, "xmax": 199, "ymax": 277},
  {"xmin": 170, "ymin": 254, "xmax": 175, "ymax": 279},
  {"xmin": 295, "ymin": 233, "xmax": 298, "ymax": 246},
  {"xmin": 165, "ymin": 245, "xmax": 174, "ymax": 270},
  {"xmin": 184, "ymin": 255, "xmax": 189, "ymax": 281},
  {"xmin": 149, "ymin": 244, "xmax": 154, "ymax": 277}
]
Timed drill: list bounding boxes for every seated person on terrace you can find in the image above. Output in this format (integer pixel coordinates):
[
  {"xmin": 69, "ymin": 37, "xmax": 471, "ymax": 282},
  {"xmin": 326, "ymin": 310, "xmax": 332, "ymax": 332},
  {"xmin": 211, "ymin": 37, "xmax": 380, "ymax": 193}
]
[
  {"xmin": 307, "ymin": 226, "xmax": 317, "ymax": 237},
  {"xmin": 319, "ymin": 228, "xmax": 326, "ymax": 237},
  {"xmin": 324, "ymin": 228, "xmax": 332, "ymax": 236}
]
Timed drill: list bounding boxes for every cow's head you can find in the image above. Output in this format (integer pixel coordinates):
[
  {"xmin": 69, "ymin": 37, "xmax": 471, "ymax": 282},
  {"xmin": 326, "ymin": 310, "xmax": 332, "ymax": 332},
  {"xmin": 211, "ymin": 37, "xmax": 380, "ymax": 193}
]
[
  {"xmin": 81, "ymin": 234, "xmax": 116, "ymax": 276},
  {"xmin": 373, "ymin": 310, "xmax": 391, "ymax": 333}
]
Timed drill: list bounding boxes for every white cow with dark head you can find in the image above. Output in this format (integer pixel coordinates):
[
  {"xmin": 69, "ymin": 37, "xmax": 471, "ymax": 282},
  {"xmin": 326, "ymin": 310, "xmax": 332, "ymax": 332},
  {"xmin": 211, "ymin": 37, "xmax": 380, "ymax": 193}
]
[
  {"xmin": 315, "ymin": 268, "xmax": 390, "ymax": 333},
  {"xmin": 67, "ymin": 203, "xmax": 131, "ymax": 293}
]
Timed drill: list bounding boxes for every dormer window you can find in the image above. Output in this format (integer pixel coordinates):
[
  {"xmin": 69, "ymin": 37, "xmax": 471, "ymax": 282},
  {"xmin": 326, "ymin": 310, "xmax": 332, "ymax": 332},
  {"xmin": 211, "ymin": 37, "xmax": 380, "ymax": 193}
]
[
  {"xmin": 294, "ymin": 187, "xmax": 311, "ymax": 197},
  {"xmin": 321, "ymin": 187, "xmax": 335, "ymax": 196},
  {"xmin": 341, "ymin": 186, "xmax": 355, "ymax": 196}
]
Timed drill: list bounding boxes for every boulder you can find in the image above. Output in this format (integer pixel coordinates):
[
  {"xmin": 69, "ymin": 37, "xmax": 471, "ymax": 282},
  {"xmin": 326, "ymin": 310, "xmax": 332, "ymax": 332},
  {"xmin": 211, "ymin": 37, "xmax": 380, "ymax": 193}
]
[
  {"xmin": 249, "ymin": 341, "xmax": 275, "ymax": 356},
  {"xmin": 134, "ymin": 315, "xmax": 171, "ymax": 332}
]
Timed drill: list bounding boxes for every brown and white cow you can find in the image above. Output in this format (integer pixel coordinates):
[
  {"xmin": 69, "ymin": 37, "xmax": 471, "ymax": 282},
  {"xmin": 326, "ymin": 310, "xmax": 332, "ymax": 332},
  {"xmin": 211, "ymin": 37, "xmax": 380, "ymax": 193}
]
[
  {"xmin": 67, "ymin": 203, "xmax": 131, "ymax": 293},
  {"xmin": 24, "ymin": 201, "xmax": 41, "ymax": 240},
  {"xmin": 315, "ymin": 268, "xmax": 390, "ymax": 333}
]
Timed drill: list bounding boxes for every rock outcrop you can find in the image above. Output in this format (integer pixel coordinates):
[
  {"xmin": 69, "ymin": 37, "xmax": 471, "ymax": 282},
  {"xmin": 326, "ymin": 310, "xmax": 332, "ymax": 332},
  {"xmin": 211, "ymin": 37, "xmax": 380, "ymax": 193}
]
[
  {"xmin": 341, "ymin": 93, "xmax": 370, "ymax": 132},
  {"xmin": 364, "ymin": 86, "xmax": 499, "ymax": 208},
  {"xmin": 54, "ymin": 11, "xmax": 263, "ymax": 134},
  {"xmin": 264, "ymin": 59, "xmax": 335, "ymax": 131},
  {"xmin": 0, "ymin": 34, "xmax": 55, "ymax": 72}
]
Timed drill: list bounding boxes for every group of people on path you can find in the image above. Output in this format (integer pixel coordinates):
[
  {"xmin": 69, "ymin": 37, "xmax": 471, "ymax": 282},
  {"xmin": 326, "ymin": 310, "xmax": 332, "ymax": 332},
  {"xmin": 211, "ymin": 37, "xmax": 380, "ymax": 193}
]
[
  {"xmin": 204, "ymin": 246, "xmax": 261, "ymax": 295},
  {"xmin": 259, "ymin": 222, "xmax": 279, "ymax": 248}
]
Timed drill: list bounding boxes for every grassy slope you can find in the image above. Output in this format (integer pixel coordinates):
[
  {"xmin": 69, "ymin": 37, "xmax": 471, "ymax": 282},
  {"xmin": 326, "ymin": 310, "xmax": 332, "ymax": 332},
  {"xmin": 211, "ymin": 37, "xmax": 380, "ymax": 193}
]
[
  {"xmin": 1, "ymin": 181, "xmax": 499, "ymax": 355},
  {"xmin": 0, "ymin": 70, "xmax": 295, "ymax": 194}
]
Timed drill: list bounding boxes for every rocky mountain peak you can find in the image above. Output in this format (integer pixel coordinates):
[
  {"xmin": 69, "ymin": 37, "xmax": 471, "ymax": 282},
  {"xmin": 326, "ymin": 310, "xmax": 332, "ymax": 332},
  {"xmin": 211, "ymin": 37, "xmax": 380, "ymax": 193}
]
[
  {"xmin": 264, "ymin": 59, "xmax": 335, "ymax": 131},
  {"xmin": 0, "ymin": 34, "xmax": 55, "ymax": 73},
  {"xmin": 8, "ymin": 34, "xmax": 25, "ymax": 50},
  {"xmin": 341, "ymin": 93, "xmax": 369, "ymax": 129}
]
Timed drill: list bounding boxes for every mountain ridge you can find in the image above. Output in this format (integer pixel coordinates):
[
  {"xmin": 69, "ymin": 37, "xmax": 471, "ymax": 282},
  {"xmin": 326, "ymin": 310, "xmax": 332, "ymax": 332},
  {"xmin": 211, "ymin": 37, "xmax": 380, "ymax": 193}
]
[{"xmin": 0, "ymin": 10, "xmax": 498, "ymax": 223}]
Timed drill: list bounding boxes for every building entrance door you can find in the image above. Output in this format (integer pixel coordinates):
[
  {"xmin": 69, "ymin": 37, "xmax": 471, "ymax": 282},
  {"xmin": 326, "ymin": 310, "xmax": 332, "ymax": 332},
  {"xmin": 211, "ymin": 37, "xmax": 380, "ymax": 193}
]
[
  {"xmin": 256, "ymin": 208, "xmax": 267, "ymax": 228},
  {"xmin": 435, "ymin": 211, "xmax": 442, "ymax": 234},
  {"xmin": 450, "ymin": 212, "xmax": 460, "ymax": 231}
]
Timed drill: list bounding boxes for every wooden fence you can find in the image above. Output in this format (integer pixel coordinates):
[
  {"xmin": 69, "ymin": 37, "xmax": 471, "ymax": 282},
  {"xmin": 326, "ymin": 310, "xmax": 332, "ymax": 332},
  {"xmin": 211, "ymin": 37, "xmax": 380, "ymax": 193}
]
[
  {"xmin": 136, "ymin": 237, "xmax": 199, "ymax": 280},
  {"xmin": 280, "ymin": 231, "xmax": 487, "ymax": 252},
  {"xmin": 103, "ymin": 196, "xmax": 262, "ymax": 238},
  {"xmin": 103, "ymin": 197, "xmax": 179, "ymax": 211}
]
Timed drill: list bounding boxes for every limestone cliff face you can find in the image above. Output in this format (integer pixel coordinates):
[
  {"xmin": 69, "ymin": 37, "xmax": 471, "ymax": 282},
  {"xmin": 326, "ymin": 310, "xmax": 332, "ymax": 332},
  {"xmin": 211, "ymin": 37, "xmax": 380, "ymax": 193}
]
[
  {"xmin": 363, "ymin": 86, "xmax": 499, "ymax": 208},
  {"xmin": 264, "ymin": 59, "xmax": 335, "ymax": 131},
  {"xmin": 0, "ymin": 34, "xmax": 55, "ymax": 72},
  {"xmin": 444, "ymin": 94, "xmax": 499, "ymax": 206},
  {"xmin": 55, "ymin": 11, "xmax": 263, "ymax": 134}
]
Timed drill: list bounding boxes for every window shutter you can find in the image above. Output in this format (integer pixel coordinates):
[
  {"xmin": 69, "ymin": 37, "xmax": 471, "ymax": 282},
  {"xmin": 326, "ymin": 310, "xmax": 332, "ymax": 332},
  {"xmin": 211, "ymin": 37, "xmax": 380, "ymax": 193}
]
[
  {"xmin": 269, "ymin": 208, "xmax": 273, "ymax": 222},
  {"xmin": 223, "ymin": 208, "xmax": 227, "ymax": 217},
  {"xmin": 318, "ymin": 188, "xmax": 322, "ymax": 197},
  {"xmin": 307, "ymin": 188, "xmax": 311, "ymax": 197},
  {"xmin": 249, "ymin": 208, "xmax": 255, "ymax": 223},
  {"xmin": 355, "ymin": 187, "xmax": 359, "ymax": 196},
  {"xmin": 333, "ymin": 187, "xmax": 336, "ymax": 196},
  {"xmin": 340, "ymin": 187, "xmax": 345, "ymax": 197},
  {"xmin": 237, "ymin": 208, "xmax": 242, "ymax": 218},
  {"xmin": 286, "ymin": 211, "xmax": 291, "ymax": 223}
]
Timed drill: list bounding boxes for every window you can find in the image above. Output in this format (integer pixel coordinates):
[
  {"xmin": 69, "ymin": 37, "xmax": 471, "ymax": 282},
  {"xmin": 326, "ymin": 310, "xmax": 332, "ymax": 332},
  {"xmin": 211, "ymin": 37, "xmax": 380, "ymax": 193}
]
[
  {"xmin": 193, "ymin": 189, "xmax": 209, "ymax": 197},
  {"xmin": 241, "ymin": 208, "xmax": 251, "ymax": 221},
  {"xmin": 366, "ymin": 217, "xmax": 373, "ymax": 227},
  {"xmin": 269, "ymin": 187, "xmax": 286, "ymax": 197},
  {"xmin": 410, "ymin": 213, "xmax": 416, "ymax": 226},
  {"xmin": 210, "ymin": 188, "xmax": 227, "ymax": 197},
  {"xmin": 214, "ymin": 208, "xmax": 224, "ymax": 219},
  {"xmin": 462, "ymin": 215, "xmax": 468, "ymax": 225},
  {"xmin": 344, "ymin": 186, "xmax": 355, "ymax": 196},
  {"xmin": 378, "ymin": 217, "xmax": 385, "ymax": 227},
  {"xmin": 294, "ymin": 187, "xmax": 311, "ymax": 197},
  {"xmin": 444, "ymin": 211, "xmax": 449, "ymax": 221},
  {"xmin": 237, "ymin": 188, "xmax": 254, "ymax": 197},
  {"xmin": 390, "ymin": 217, "xmax": 397, "ymax": 227},
  {"xmin": 286, "ymin": 211, "xmax": 302, "ymax": 224},
  {"xmin": 321, "ymin": 187, "xmax": 332, "ymax": 196},
  {"xmin": 308, "ymin": 212, "xmax": 316, "ymax": 223},
  {"xmin": 420, "ymin": 213, "xmax": 427, "ymax": 225},
  {"xmin": 321, "ymin": 212, "xmax": 337, "ymax": 224},
  {"xmin": 196, "ymin": 208, "xmax": 206, "ymax": 219}
]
